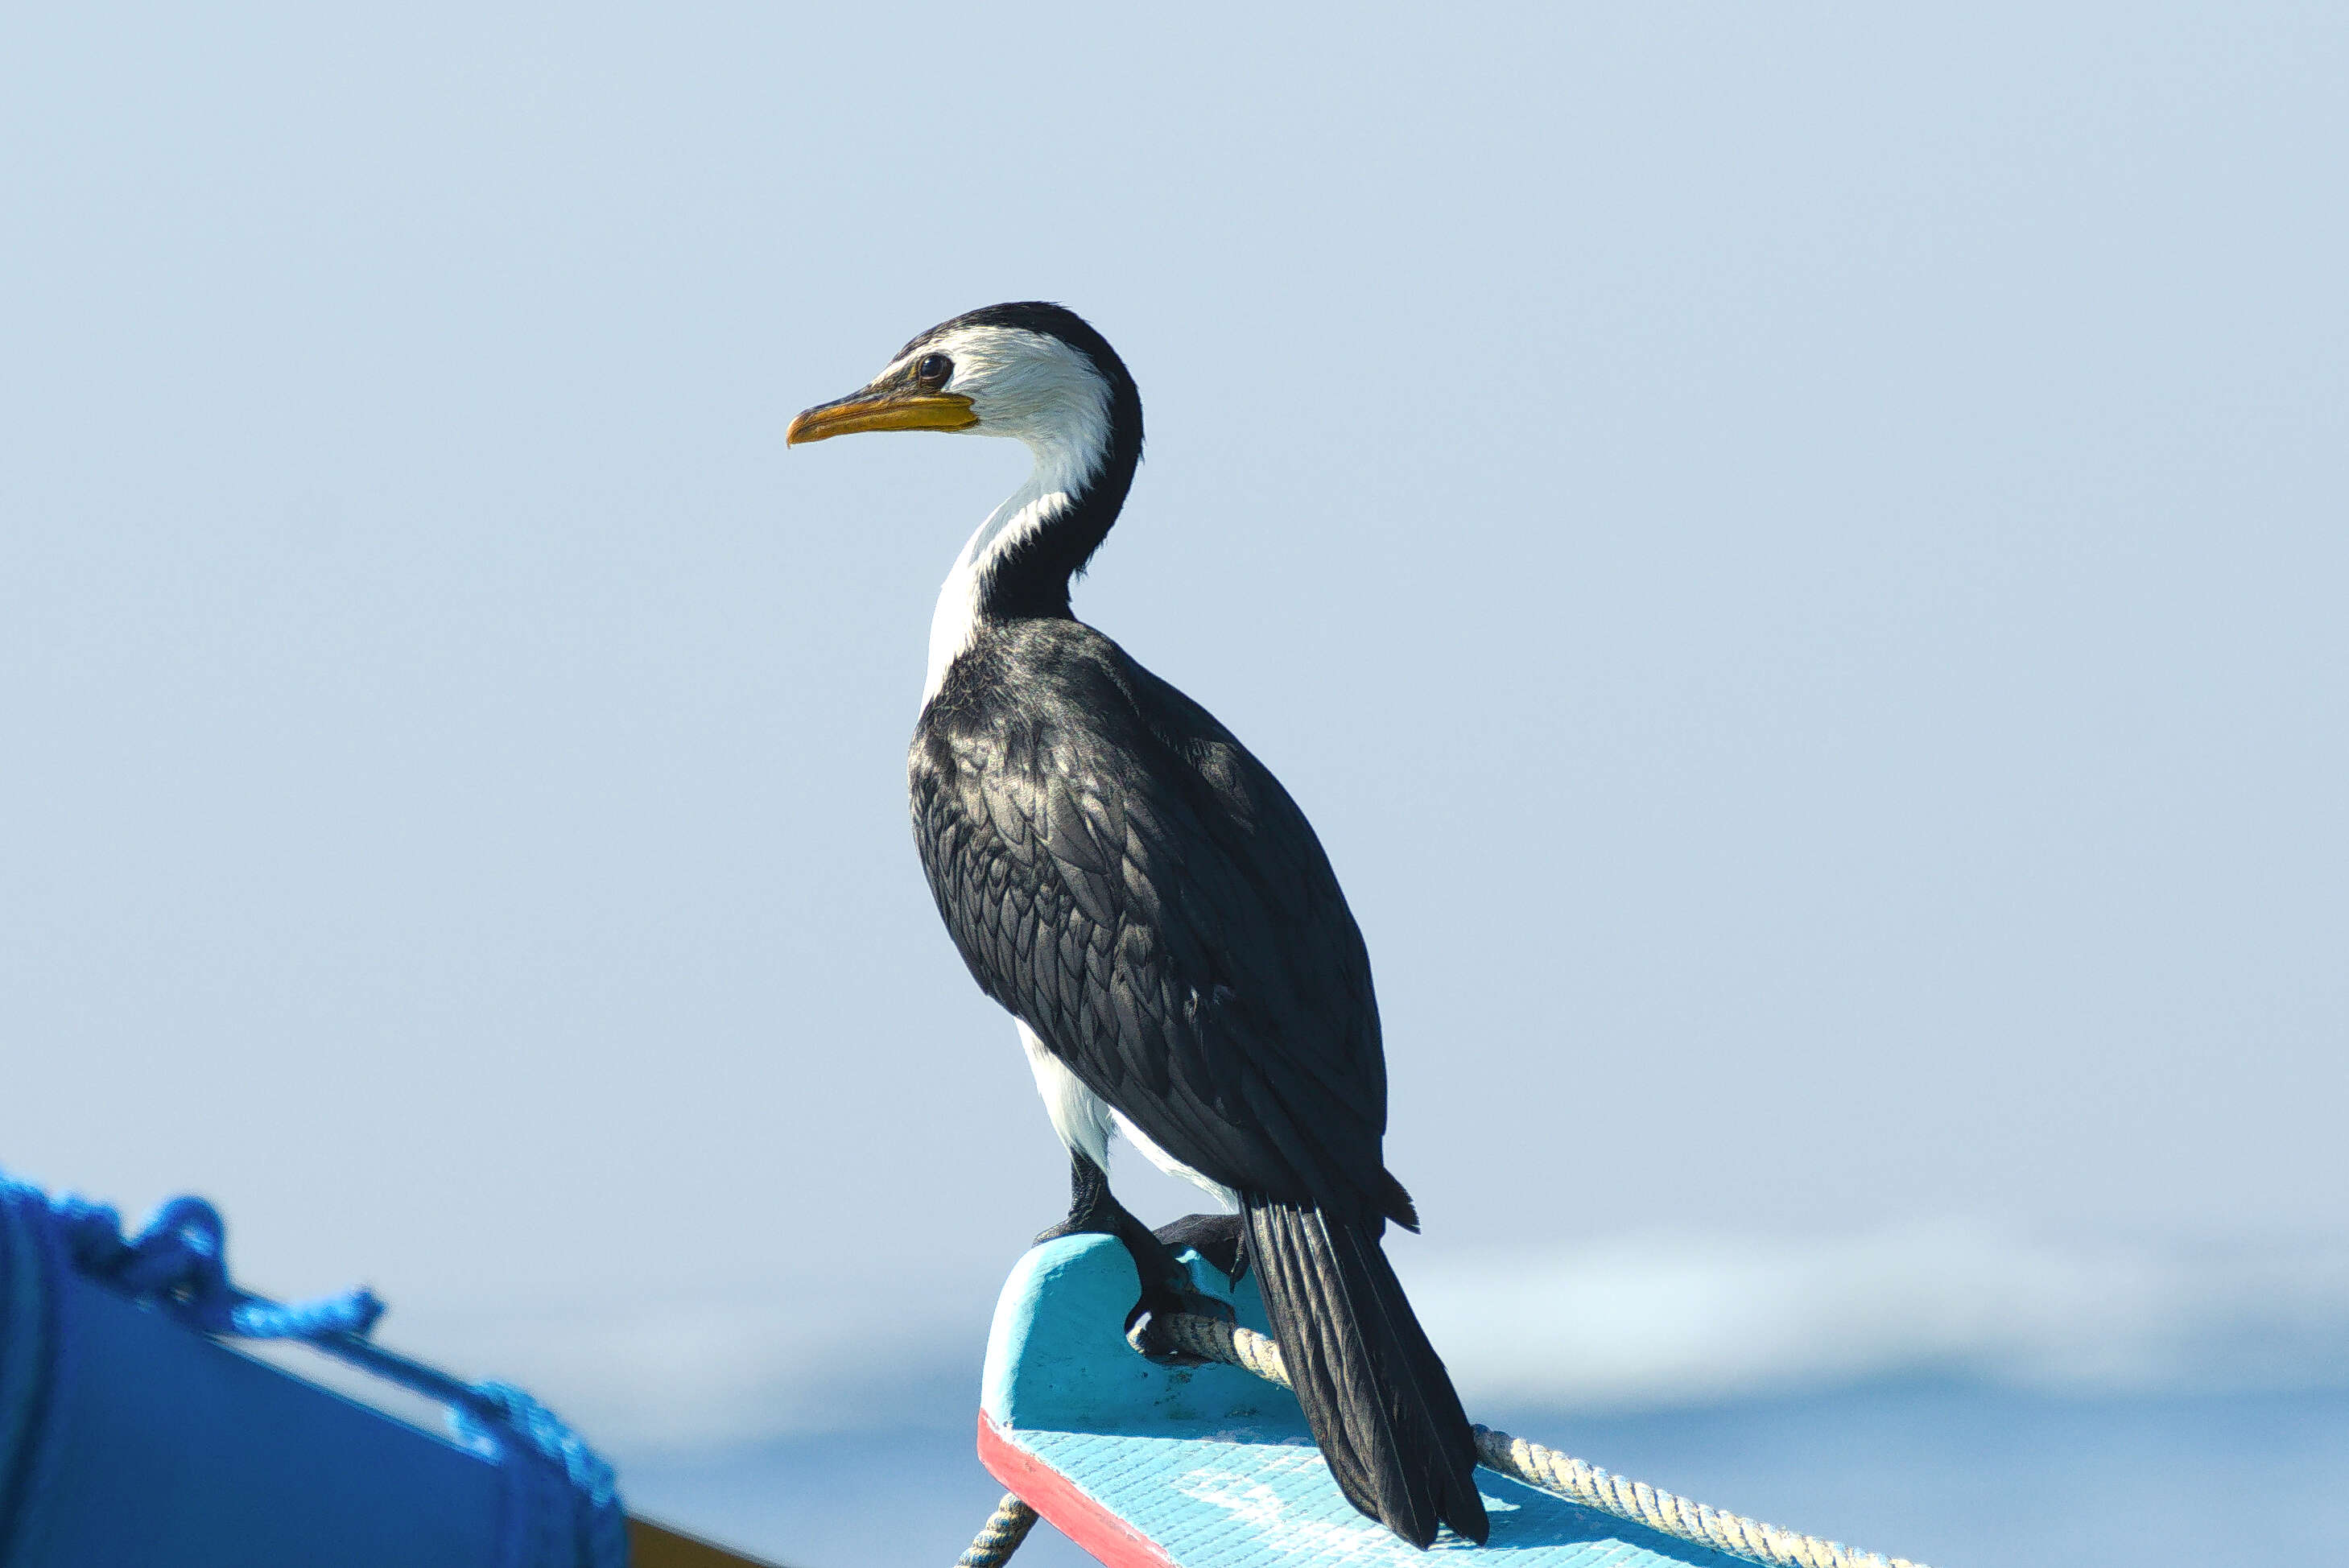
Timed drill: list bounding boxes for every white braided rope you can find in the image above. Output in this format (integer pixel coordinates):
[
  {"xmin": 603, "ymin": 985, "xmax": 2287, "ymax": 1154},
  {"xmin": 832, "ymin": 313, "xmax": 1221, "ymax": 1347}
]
[
  {"xmin": 956, "ymin": 1492, "xmax": 1040, "ymax": 1567},
  {"xmin": 1152, "ymin": 1314, "xmax": 1931, "ymax": 1568}
]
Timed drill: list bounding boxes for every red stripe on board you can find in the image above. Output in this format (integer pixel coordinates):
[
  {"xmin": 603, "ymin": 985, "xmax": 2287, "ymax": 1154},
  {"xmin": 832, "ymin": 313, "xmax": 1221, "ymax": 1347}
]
[{"xmin": 977, "ymin": 1412, "xmax": 1179, "ymax": 1568}]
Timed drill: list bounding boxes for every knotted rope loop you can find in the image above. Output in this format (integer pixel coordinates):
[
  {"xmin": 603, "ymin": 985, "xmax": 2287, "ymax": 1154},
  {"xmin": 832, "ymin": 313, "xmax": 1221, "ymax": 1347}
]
[{"xmin": 45, "ymin": 1190, "xmax": 383, "ymax": 1341}]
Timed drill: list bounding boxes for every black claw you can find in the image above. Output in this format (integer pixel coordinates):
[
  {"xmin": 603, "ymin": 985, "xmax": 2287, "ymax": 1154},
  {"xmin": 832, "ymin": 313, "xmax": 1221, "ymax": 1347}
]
[
  {"xmin": 1154, "ymin": 1212, "xmax": 1248, "ymax": 1282},
  {"xmin": 1119, "ymin": 1229, "xmax": 1194, "ymax": 1303}
]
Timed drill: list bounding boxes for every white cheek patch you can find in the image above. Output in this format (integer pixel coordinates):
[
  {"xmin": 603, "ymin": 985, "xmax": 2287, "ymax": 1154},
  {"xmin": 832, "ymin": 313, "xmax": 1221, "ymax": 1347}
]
[{"xmin": 919, "ymin": 325, "xmax": 1112, "ymax": 459}]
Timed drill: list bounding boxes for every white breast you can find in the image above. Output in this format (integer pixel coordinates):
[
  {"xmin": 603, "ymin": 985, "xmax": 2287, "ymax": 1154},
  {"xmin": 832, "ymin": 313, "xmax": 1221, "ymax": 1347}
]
[{"xmin": 1016, "ymin": 1021, "xmax": 1241, "ymax": 1212}]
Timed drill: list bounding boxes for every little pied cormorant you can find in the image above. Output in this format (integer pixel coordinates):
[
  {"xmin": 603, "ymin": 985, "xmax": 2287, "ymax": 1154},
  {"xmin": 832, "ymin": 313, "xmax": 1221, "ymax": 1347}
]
[{"xmin": 788, "ymin": 303, "xmax": 1488, "ymax": 1549}]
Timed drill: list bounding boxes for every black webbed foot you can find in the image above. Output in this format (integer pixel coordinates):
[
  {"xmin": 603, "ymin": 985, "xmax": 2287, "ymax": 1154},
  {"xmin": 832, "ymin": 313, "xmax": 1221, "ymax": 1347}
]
[
  {"xmin": 1154, "ymin": 1212, "xmax": 1247, "ymax": 1283},
  {"xmin": 1029, "ymin": 1154, "xmax": 1235, "ymax": 1365}
]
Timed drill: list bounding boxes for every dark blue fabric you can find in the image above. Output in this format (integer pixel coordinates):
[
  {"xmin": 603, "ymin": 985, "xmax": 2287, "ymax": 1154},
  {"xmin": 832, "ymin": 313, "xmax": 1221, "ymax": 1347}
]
[
  {"xmin": 0, "ymin": 1171, "xmax": 627, "ymax": 1568},
  {"xmin": 0, "ymin": 1185, "xmax": 65, "ymax": 1566}
]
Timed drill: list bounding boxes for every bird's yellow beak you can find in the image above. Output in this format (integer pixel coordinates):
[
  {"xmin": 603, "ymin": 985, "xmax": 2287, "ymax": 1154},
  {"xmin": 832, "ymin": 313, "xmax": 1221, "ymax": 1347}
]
[{"xmin": 786, "ymin": 389, "xmax": 978, "ymax": 446}]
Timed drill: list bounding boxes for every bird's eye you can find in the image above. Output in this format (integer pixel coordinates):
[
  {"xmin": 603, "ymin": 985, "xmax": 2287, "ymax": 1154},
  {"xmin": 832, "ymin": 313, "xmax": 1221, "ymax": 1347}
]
[{"xmin": 915, "ymin": 353, "xmax": 952, "ymax": 386}]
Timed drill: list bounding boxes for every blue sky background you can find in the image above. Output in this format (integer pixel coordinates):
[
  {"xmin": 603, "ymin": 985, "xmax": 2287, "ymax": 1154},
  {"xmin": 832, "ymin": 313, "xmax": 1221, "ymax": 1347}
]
[{"xmin": 4, "ymin": 6, "xmax": 2345, "ymax": 1565}]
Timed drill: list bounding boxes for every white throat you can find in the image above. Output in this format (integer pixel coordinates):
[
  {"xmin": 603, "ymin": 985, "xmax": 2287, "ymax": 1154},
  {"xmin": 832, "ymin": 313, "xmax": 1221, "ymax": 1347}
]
[
  {"xmin": 921, "ymin": 453, "xmax": 1088, "ymax": 704},
  {"xmin": 912, "ymin": 325, "xmax": 1116, "ymax": 707}
]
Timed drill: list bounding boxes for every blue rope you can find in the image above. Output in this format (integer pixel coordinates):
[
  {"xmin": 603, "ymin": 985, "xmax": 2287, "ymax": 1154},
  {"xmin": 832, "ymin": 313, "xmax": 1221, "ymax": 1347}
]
[
  {"xmin": 46, "ymin": 1191, "xmax": 386, "ymax": 1341},
  {"xmin": 0, "ymin": 1173, "xmax": 628, "ymax": 1568}
]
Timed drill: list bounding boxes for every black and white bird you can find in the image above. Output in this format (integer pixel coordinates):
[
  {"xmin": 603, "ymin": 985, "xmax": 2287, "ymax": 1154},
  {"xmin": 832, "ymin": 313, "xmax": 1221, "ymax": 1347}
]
[{"xmin": 788, "ymin": 303, "xmax": 1488, "ymax": 1549}]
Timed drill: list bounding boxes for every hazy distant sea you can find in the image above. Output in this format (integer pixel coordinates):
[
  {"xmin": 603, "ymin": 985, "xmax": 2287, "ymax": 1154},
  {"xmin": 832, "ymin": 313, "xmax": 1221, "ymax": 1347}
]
[
  {"xmin": 621, "ymin": 1379, "xmax": 2349, "ymax": 1568},
  {"xmin": 261, "ymin": 1224, "xmax": 2349, "ymax": 1566}
]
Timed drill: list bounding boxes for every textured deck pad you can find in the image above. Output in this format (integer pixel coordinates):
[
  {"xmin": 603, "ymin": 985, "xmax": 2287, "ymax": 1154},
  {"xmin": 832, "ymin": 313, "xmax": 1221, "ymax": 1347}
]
[{"xmin": 978, "ymin": 1236, "xmax": 1744, "ymax": 1568}]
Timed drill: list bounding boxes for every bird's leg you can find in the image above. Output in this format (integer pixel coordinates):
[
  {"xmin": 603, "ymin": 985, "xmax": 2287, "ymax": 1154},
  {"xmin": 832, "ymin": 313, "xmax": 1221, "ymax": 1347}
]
[
  {"xmin": 1031, "ymin": 1152, "xmax": 1232, "ymax": 1362},
  {"xmin": 1032, "ymin": 1148, "xmax": 1125, "ymax": 1243},
  {"xmin": 1032, "ymin": 1152, "xmax": 1188, "ymax": 1299},
  {"xmin": 1153, "ymin": 1213, "xmax": 1248, "ymax": 1283}
]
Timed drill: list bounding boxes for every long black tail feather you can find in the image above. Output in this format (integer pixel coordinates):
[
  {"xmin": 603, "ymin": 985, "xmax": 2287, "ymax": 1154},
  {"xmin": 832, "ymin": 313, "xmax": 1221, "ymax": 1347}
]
[{"xmin": 1242, "ymin": 1198, "xmax": 1488, "ymax": 1549}]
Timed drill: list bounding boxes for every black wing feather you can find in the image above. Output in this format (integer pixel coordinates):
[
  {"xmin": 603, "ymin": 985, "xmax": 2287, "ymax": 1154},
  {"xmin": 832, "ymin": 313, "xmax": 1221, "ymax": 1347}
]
[{"xmin": 910, "ymin": 620, "xmax": 1397, "ymax": 1218}]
